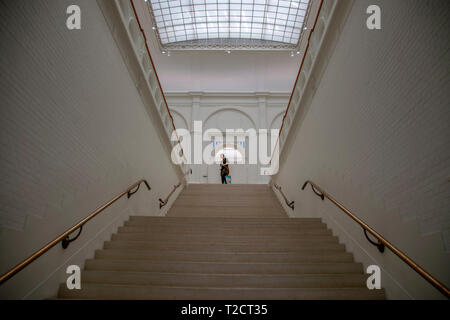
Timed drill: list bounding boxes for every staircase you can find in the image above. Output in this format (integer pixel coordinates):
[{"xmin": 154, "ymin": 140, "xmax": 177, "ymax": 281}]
[{"xmin": 58, "ymin": 184, "xmax": 385, "ymax": 300}]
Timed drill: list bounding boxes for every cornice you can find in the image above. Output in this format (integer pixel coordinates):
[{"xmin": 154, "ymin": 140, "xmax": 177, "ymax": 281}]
[{"xmin": 165, "ymin": 91, "xmax": 291, "ymax": 98}]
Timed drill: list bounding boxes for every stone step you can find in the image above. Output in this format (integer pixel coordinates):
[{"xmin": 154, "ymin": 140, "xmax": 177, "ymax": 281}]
[
  {"xmin": 110, "ymin": 233, "xmax": 336, "ymax": 243},
  {"xmin": 117, "ymin": 226, "xmax": 330, "ymax": 235},
  {"xmin": 166, "ymin": 210, "xmax": 285, "ymax": 218},
  {"xmin": 95, "ymin": 249, "xmax": 353, "ymax": 263},
  {"xmin": 171, "ymin": 199, "xmax": 282, "ymax": 207},
  {"xmin": 104, "ymin": 240, "xmax": 345, "ymax": 252},
  {"xmin": 80, "ymin": 270, "xmax": 368, "ymax": 288},
  {"xmin": 177, "ymin": 194, "xmax": 279, "ymax": 200},
  {"xmin": 85, "ymin": 259, "xmax": 364, "ymax": 274},
  {"xmin": 183, "ymin": 184, "xmax": 272, "ymax": 191},
  {"xmin": 123, "ymin": 220, "xmax": 325, "ymax": 228},
  {"xmin": 127, "ymin": 216, "xmax": 321, "ymax": 224},
  {"xmin": 124, "ymin": 220, "xmax": 325, "ymax": 229},
  {"xmin": 59, "ymin": 284, "xmax": 385, "ymax": 300}
]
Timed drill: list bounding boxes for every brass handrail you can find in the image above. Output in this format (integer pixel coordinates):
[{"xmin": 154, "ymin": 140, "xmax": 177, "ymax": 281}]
[
  {"xmin": 302, "ymin": 180, "xmax": 450, "ymax": 298},
  {"xmin": 269, "ymin": 0, "xmax": 324, "ymax": 164},
  {"xmin": 273, "ymin": 183, "xmax": 295, "ymax": 210},
  {"xmin": 0, "ymin": 179, "xmax": 151, "ymax": 286},
  {"xmin": 159, "ymin": 169, "xmax": 192, "ymax": 209},
  {"xmin": 129, "ymin": 0, "xmax": 187, "ymax": 163}
]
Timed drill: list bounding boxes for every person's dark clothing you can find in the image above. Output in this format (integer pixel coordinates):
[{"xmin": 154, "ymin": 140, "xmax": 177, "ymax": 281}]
[{"xmin": 220, "ymin": 157, "xmax": 229, "ymax": 184}]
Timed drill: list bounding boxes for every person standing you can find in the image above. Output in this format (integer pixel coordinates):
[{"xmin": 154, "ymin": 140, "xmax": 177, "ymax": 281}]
[{"xmin": 220, "ymin": 153, "xmax": 229, "ymax": 184}]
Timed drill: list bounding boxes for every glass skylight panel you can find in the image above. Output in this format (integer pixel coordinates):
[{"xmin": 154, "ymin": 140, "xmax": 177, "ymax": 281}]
[{"xmin": 148, "ymin": 0, "xmax": 311, "ymax": 48}]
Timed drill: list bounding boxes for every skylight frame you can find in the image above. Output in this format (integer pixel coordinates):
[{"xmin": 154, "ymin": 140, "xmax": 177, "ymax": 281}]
[{"xmin": 146, "ymin": 0, "xmax": 313, "ymax": 51}]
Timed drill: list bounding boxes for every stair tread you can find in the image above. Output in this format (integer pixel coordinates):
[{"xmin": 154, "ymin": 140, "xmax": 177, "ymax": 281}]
[
  {"xmin": 85, "ymin": 259, "xmax": 364, "ymax": 275},
  {"xmin": 80, "ymin": 271, "xmax": 368, "ymax": 288},
  {"xmin": 104, "ymin": 241, "xmax": 345, "ymax": 252},
  {"xmin": 95, "ymin": 250, "xmax": 352, "ymax": 263},
  {"xmin": 59, "ymin": 284, "xmax": 385, "ymax": 300}
]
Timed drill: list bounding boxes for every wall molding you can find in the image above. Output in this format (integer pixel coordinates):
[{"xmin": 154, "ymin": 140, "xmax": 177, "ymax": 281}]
[{"xmin": 166, "ymin": 91, "xmax": 290, "ymax": 108}]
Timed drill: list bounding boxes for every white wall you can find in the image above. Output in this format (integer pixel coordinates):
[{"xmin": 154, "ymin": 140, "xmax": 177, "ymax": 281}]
[
  {"xmin": 0, "ymin": 0, "xmax": 181, "ymax": 299},
  {"xmin": 151, "ymin": 50, "xmax": 301, "ymax": 93},
  {"xmin": 274, "ymin": 0, "xmax": 450, "ymax": 299},
  {"xmin": 167, "ymin": 92, "xmax": 289, "ymax": 184}
]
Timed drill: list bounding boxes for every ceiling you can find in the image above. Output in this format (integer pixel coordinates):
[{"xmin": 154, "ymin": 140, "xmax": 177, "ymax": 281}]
[
  {"xmin": 146, "ymin": 0, "xmax": 311, "ymax": 51},
  {"xmin": 133, "ymin": 0, "xmax": 320, "ymax": 93}
]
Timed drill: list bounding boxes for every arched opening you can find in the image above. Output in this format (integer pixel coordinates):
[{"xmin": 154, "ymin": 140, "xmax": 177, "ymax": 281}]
[{"xmin": 214, "ymin": 145, "xmax": 244, "ymax": 164}]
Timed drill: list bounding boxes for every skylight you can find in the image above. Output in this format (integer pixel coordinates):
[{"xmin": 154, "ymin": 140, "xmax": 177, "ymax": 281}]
[{"xmin": 147, "ymin": 0, "xmax": 311, "ymax": 50}]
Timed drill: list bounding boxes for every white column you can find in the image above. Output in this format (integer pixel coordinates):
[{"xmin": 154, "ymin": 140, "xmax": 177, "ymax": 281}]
[
  {"xmin": 257, "ymin": 95, "xmax": 267, "ymax": 130},
  {"xmin": 190, "ymin": 94, "xmax": 202, "ymax": 182},
  {"xmin": 256, "ymin": 94, "xmax": 269, "ymax": 183}
]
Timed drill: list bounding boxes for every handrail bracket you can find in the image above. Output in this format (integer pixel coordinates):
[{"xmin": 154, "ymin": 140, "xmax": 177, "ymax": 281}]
[
  {"xmin": 61, "ymin": 226, "xmax": 83, "ymax": 249},
  {"xmin": 364, "ymin": 229, "xmax": 385, "ymax": 253},
  {"xmin": 302, "ymin": 181, "xmax": 324, "ymax": 200},
  {"xmin": 127, "ymin": 180, "xmax": 151, "ymax": 199}
]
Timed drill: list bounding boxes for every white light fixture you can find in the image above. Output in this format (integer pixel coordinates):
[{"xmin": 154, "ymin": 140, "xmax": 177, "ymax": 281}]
[
  {"xmin": 226, "ymin": 50, "xmax": 231, "ymax": 54},
  {"xmin": 161, "ymin": 50, "xmax": 166, "ymax": 54},
  {"xmin": 296, "ymin": 51, "xmax": 301, "ymax": 55},
  {"xmin": 290, "ymin": 51, "xmax": 294, "ymax": 57},
  {"xmin": 167, "ymin": 51, "xmax": 171, "ymax": 57},
  {"xmin": 152, "ymin": 26, "xmax": 156, "ymax": 30}
]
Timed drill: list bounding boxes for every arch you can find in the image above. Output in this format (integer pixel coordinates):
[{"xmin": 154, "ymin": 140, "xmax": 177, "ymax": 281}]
[
  {"xmin": 316, "ymin": 17, "xmax": 326, "ymax": 40},
  {"xmin": 303, "ymin": 52, "xmax": 313, "ymax": 74},
  {"xmin": 285, "ymin": 115, "xmax": 291, "ymax": 127},
  {"xmin": 292, "ymin": 88, "xmax": 300, "ymax": 103},
  {"xmin": 269, "ymin": 111, "xmax": 285, "ymax": 131},
  {"xmin": 118, "ymin": 0, "xmax": 132, "ymax": 20},
  {"xmin": 321, "ymin": 0, "xmax": 333, "ymax": 20},
  {"xmin": 169, "ymin": 109, "xmax": 189, "ymax": 130},
  {"xmin": 159, "ymin": 100, "xmax": 166, "ymax": 116},
  {"xmin": 298, "ymin": 71, "xmax": 307, "ymax": 91},
  {"xmin": 141, "ymin": 55, "xmax": 151, "ymax": 74},
  {"xmin": 203, "ymin": 108, "xmax": 257, "ymax": 130},
  {"xmin": 281, "ymin": 130, "xmax": 287, "ymax": 143},
  {"xmin": 164, "ymin": 114, "xmax": 171, "ymax": 128},
  {"xmin": 312, "ymin": 17, "xmax": 326, "ymax": 48},
  {"xmin": 214, "ymin": 144, "xmax": 245, "ymax": 164},
  {"xmin": 148, "ymin": 71, "xmax": 157, "ymax": 90},
  {"xmin": 155, "ymin": 90, "xmax": 163, "ymax": 108},
  {"xmin": 288, "ymin": 103, "xmax": 296, "ymax": 119},
  {"xmin": 128, "ymin": 19, "xmax": 144, "ymax": 51}
]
